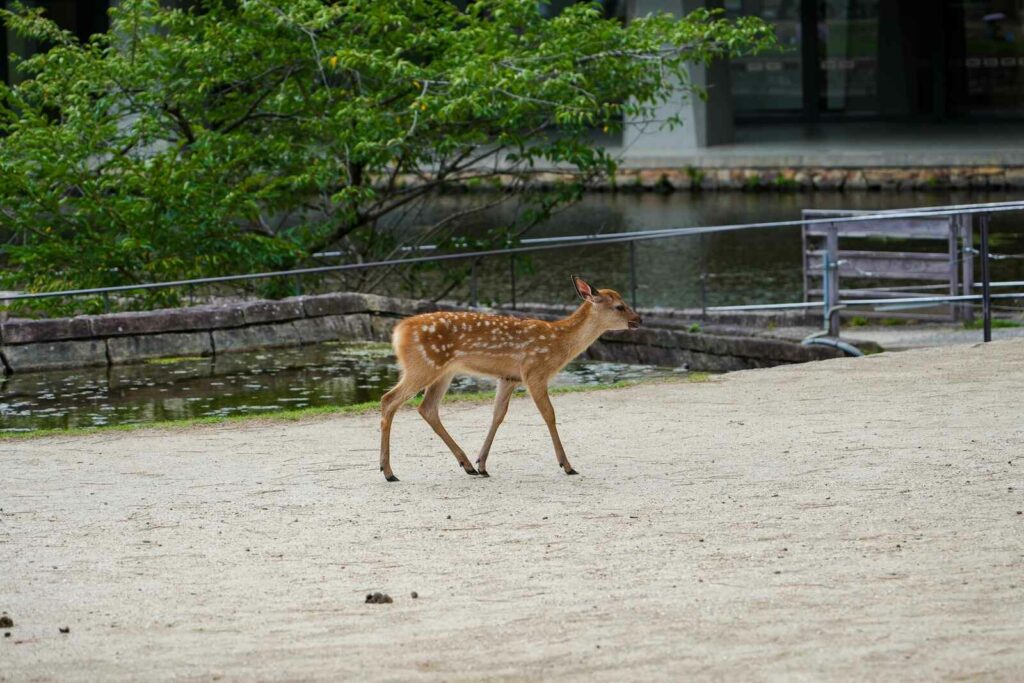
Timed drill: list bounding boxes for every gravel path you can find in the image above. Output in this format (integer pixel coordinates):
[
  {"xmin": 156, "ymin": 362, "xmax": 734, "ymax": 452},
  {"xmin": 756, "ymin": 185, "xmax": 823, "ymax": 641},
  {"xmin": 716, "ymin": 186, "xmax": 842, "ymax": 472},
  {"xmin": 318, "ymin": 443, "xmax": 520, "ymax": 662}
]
[{"xmin": 3, "ymin": 340, "xmax": 1023, "ymax": 682}]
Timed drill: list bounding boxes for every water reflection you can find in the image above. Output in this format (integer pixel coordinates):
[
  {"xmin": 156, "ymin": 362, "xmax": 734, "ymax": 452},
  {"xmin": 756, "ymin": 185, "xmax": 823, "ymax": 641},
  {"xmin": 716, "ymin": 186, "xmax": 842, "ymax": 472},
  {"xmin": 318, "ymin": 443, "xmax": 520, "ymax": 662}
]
[
  {"xmin": 0, "ymin": 343, "xmax": 675, "ymax": 433},
  {"xmin": 370, "ymin": 190, "xmax": 1024, "ymax": 309}
]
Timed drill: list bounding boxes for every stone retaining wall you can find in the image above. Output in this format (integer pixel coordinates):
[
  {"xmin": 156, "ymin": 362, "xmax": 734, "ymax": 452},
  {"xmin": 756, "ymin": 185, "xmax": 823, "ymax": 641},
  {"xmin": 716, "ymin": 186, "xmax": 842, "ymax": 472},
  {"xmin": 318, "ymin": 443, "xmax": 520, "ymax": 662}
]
[
  {"xmin": 0, "ymin": 293, "xmax": 423, "ymax": 374},
  {"xmin": 403, "ymin": 166, "xmax": 1024, "ymax": 192},
  {"xmin": 611, "ymin": 166, "xmax": 1024, "ymax": 191},
  {"xmin": 0, "ymin": 293, "xmax": 841, "ymax": 375}
]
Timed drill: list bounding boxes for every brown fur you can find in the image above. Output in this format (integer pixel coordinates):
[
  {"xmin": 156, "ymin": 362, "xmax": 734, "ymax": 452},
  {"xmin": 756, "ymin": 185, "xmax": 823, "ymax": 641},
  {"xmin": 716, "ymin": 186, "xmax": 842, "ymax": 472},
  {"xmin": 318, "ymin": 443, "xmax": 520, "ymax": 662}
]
[{"xmin": 378, "ymin": 277, "xmax": 641, "ymax": 481}]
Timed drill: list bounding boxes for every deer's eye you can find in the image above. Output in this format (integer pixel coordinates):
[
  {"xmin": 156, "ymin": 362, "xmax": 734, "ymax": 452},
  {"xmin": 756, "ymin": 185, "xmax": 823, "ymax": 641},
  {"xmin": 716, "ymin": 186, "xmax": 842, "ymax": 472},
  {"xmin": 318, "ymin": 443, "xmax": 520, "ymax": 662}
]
[{"xmin": 615, "ymin": 305, "xmax": 626, "ymax": 312}]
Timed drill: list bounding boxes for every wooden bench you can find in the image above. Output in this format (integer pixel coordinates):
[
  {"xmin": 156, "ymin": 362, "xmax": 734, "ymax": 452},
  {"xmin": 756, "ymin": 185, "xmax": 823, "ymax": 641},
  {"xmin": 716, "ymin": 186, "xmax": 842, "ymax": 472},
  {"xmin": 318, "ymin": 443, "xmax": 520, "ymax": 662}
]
[{"xmin": 802, "ymin": 210, "xmax": 975, "ymax": 333}]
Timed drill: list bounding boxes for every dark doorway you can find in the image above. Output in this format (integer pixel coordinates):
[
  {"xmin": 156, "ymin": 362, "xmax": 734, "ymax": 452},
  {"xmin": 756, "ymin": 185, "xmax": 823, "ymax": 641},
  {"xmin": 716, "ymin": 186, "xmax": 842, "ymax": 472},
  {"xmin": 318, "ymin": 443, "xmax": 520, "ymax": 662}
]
[{"xmin": 727, "ymin": 0, "xmax": 1024, "ymax": 122}]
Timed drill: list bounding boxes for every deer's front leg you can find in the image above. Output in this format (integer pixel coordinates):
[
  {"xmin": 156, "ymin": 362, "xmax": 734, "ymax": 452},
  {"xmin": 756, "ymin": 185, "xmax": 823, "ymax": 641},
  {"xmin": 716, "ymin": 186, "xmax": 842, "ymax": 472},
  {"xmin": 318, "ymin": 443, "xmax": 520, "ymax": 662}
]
[
  {"xmin": 476, "ymin": 378, "xmax": 517, "ymax": 477},
  {"xmin": 525, "ymin": 378, "xmax": 577, "ymax": 476}
]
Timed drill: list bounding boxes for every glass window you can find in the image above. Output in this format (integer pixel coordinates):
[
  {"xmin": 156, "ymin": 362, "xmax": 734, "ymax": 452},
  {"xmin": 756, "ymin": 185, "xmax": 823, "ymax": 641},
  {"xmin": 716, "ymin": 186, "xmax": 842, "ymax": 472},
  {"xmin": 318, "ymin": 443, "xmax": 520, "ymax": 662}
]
[
  {"xmin": 819, "ymin": 0, "xmax": 880, "ymax": 114},
  {"xmin": 726, "ymin": 0, "xmax": 804, "ymax": 114},
  {"xmin": 949, "ymin": 0, "xmax": 1024, "ymax": 116}
]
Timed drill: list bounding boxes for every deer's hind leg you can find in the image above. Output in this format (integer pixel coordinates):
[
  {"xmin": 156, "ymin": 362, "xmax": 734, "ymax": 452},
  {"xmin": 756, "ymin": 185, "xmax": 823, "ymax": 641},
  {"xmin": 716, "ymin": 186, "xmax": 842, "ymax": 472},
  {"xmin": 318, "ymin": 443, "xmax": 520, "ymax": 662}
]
[
  {"xmin": 418, "ymin": 373, "xmax": 478, "ymax": 475},
  {"xmin": 379, "ymin": 368, "xmax": 436, "ymax": 482}
]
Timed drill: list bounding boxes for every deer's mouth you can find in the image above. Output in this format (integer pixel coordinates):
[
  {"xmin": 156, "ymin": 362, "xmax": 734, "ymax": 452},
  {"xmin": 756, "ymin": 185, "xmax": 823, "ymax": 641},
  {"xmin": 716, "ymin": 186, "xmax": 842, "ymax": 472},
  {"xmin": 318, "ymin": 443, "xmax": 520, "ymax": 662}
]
[{"xmin": 627, "ymin": 320, "xmax": 641, "ymax": 330}]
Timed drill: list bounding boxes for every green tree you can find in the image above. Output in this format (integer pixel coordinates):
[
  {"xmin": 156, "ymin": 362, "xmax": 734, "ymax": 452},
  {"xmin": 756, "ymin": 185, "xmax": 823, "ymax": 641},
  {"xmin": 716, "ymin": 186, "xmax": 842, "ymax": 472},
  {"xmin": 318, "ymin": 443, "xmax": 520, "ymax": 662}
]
[{"xmin": 0, "ymin": 0, "xmax": 773, "ymax": 313}]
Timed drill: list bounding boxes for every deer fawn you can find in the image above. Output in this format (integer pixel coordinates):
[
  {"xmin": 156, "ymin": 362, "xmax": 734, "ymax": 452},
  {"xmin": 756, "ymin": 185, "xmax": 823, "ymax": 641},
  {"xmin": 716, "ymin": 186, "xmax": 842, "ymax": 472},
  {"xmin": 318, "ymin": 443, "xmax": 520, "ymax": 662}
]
[{"xmin": 378, "ymin": 275, "xmax": 642, "ymax": 481}]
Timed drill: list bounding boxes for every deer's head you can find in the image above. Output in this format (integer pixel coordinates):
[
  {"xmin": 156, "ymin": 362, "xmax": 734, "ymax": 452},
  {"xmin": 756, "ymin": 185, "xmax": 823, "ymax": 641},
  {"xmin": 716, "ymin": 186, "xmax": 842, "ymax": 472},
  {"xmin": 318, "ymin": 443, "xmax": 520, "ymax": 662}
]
[{"xmin": 572, "ymin": 275, "xmax": 642, "ymax": 331}]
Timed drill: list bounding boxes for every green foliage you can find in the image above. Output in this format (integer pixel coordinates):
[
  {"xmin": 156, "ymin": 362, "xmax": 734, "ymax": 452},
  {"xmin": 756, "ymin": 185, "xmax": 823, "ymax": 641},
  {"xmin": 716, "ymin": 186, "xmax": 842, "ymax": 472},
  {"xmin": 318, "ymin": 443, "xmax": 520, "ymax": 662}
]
[
  {"xmin": 685, "ymin": 165, "xmax": 705, "ymax": 188},
  {"xmin": 0, "ymin": 0, "xmax": 773, "ymax": 313},
  {"xmin": 772, "ymin": 173, "xmax": 798, "ymax": 191}
]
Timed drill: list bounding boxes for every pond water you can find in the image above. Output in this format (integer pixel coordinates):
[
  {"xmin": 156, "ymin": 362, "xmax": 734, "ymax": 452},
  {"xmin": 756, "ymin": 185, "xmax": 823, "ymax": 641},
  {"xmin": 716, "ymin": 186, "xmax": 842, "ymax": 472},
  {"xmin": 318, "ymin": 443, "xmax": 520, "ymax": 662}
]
[
  {"xmin": 0, "ymin": 342, "xmax": 677, "ymax": 433},
  {"xmin": 369, "ymin": 189, "xmax": 1024, "ymax": 309}
]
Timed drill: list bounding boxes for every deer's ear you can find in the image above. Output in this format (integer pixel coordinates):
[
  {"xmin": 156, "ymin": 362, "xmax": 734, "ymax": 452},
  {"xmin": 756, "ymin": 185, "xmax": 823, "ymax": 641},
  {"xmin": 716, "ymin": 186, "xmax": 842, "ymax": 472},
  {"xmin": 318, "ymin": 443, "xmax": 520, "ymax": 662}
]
[{"xmin": 572, "ymin": 275, "xmax": 597, "ymax": 300}]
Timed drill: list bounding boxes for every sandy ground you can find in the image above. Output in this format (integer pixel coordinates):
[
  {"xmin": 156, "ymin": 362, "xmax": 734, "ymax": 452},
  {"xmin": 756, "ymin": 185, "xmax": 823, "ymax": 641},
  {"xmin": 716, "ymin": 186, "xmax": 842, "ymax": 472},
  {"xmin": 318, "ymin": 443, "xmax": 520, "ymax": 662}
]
[
  {"xmin": 3, "ymin": 341, "xmax": 1024, "ymax": 682},
  {"xmin": 849, "ymin": 324, "xmax": 1024, "ymax": 350},
  {"xmin": 771, "ymin": 323, "xmax": 1024, "ymax": 351}
]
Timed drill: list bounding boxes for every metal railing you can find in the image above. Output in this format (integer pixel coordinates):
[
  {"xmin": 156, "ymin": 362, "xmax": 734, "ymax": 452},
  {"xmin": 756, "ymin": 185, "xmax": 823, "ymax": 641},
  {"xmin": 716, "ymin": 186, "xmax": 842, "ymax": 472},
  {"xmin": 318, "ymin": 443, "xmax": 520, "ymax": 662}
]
[{"xmin": 3, "ymin": 199, "xmax": 1023, "ymax": 343}]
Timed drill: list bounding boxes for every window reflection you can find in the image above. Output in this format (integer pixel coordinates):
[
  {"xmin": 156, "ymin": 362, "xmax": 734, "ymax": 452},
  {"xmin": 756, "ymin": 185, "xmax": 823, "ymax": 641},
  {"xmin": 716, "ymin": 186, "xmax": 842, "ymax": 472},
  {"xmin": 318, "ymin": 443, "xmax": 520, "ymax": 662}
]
[
  {"xmin": 952, "ymin": 0, "xmax": 1024, "ymax": 115},
  {"xmin": 726, "ymin": 0, "xmax": 804, "ymax": 114},
  {"xmin": 820, "ymin": 0, "xmax": 879, "ymax": 114}
]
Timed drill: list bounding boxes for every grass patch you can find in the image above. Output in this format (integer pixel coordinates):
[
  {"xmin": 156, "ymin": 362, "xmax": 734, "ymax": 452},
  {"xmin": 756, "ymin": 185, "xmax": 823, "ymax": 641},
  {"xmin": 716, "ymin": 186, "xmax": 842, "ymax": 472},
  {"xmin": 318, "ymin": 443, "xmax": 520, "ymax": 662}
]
[
  {"xmin": 1, "ymin": 377, "xmax": 709, "ymax": 442},
  {"xmin": 962, "ymin": 318, "xmax": 1023, "ymax": 330}
]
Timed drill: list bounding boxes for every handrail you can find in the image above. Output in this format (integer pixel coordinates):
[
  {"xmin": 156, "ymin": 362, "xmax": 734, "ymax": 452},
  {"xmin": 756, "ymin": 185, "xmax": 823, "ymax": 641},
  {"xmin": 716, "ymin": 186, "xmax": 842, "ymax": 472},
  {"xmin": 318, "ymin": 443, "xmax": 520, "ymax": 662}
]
[
  {"xmin": 709, "ymin": 291, "xmax": 1024, "ymax": 313},
  {"xmin": 312, "ymin": 199, "xmax": 1024, "ymax": 257},
  {"xmin": 3, "ymin": 200, "xmax": 1024, "ymax": 304}
]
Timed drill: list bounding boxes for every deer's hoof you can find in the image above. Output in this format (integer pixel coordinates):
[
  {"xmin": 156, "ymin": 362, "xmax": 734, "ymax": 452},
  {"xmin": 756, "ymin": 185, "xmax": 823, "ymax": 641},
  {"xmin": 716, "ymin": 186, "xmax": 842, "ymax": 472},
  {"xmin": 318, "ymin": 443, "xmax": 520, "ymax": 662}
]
[
  {"xmin": 477, "ymin": 470, "xmax": 490, "ymax": 478},
  {"xmin": 565, "ymin": 468, "xmax": 579, "ymax": 476},
  {"xmin": 384, "ymin": 474, "xmax": 400, "ymax": 482},
  {"xmin": 464, "ymin": 466, "xmax": 480, "ymax": 476}
]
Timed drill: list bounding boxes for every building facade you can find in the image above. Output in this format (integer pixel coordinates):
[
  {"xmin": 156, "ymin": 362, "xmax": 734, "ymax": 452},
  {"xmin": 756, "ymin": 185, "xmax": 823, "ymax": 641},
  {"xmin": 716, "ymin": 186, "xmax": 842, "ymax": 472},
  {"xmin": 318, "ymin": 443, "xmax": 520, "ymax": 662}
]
[
  {"xmin": 727, "ymin": 0, "xmax": 1024, "ymax": 123},
  {"xmin": 3, "ymin": 0, "xmax": 1023, "ymax": 160}
]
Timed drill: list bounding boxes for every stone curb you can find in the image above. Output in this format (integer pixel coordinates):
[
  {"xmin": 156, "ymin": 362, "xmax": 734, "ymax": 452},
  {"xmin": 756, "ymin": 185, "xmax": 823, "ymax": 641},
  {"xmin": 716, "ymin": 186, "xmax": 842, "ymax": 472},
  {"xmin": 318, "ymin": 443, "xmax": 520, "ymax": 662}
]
[{"xmin": 0, "ymin": 293, "xmax": 841, "ymax": 374}]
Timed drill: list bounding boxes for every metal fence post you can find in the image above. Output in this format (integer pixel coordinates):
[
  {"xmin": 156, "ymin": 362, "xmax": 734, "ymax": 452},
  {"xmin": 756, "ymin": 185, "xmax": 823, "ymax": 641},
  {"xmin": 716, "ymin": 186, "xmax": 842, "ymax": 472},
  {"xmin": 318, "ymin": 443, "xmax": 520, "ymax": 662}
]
[
  {"xmin": 948, "ymin": 215, "xmax": 960, "ymax": 322},
  {"xmin": 469, "ymin": 261, "xmax": 478, "ymax": 308},
  {"xmin": 961, "ymin": 213, "xmax": 975, "ymax": 323},
  {"xmin": 825, "ymin": 224, "xmax": 841, "ymax": 337},
  {"xmin": 700, "ymin": 274, "xmax": 708, "ymax": 316},
  {"xmin": 629, "ymin": 240, "xmax": 638, "ymax": 309},
  {"xmin": 979, "ymin": 213, "xmax": 992, "ymax": 342},
  {"xmin": 509, "ymin": 256, "xmax": 516, "ymax": 310}
]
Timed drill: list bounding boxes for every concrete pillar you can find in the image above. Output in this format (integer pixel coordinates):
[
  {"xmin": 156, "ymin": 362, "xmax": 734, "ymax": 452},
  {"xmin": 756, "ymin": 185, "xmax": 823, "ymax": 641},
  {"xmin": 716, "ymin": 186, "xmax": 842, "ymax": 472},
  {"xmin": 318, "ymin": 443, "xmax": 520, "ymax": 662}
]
[{"xmin": 621, "ymin": 0, "xmax": 734, "ymax": 160}]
